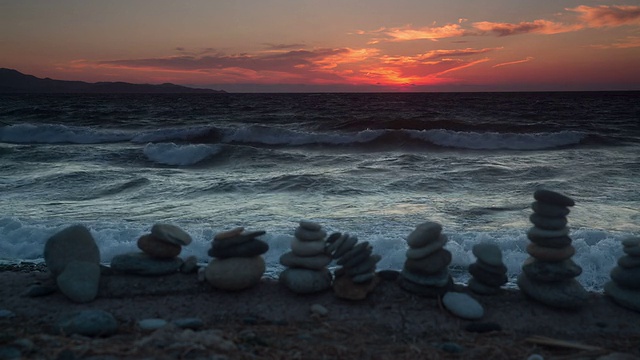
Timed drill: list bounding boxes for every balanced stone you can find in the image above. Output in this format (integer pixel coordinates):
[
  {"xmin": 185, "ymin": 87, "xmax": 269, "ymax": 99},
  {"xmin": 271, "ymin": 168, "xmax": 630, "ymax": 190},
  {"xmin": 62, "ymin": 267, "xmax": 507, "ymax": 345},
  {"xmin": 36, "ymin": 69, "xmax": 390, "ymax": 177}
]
[
  {"xmin": 406, "ymin": 221, "xmax": 442, "ymax": 248},
  {"xmin": 522, "ymin": 257, "xmax": 582, "ymax": 282},
  {"xmin": 533, "ymin": 189, "xmax": 575, "ymax": 207},
  {"xmin": 531, "ymin": 201, "xmax": 570, "ymax": 217},
  {"xmin": 398, "ymin": 276, "xmax": 452, "ymax": 297},
  {"xmin": 299, "ymin": 220, "xmax": 322, "ymax": 231},
  {"xmin": 110, "ymin": 252, "xmax": 182, "ymax": 275},
  {"xmin": 618, "ymin": 255, "xmax": 640, "ymax": 269},
  {"xmin": 604, "ymin": 281, "xmax": 640, "ymax": 312},
  {"xmin": 291, "ymin": 237, "xmax": 325, "ymax": 256},
  {"xmin": 279, "ymin": 252, "xmax": 332, "ymax": 270},
  {"xmin": 137, "ymin": 234, "xmax": 181, "ymax": 259},
  {"xmin": 209, "ymin": 238, "xmax": 269, "ymax": 258},
  {"xmin": 213, "ymin": 230, "xmax": 266, "ymax": 249},
  {"xmin": 517, "ymin": 273, "xmax": 588, "ymax": 308},
  {"xmin": 44, "ymin": 225, "xmax": 100, "ymax": 276},
  {"xmin": 472, "ymin": 243, "xmax": 503, "ymax": 267},
  {"xmin": 623, "ymin": 244, "xmax": 640, "ymax": 256},
  {"xmin": 405, "ymin": 249, "xmax": 452, "ymax": 275},
  {"xmin": 346, "ymin": 254, "xmax": 381, "ymax": 276},
  {"xmin": 294, "ymin": 227, "xmax": 326, "ymax": 242},
  {"xmin": 622, "ymin": 237, "xmax": 640, "ymax": 247},
  {"xmin": 468, "ymin": 278, "xmax": 501, "ymax": 295},
  {"xmin": 326, "ymin": 232, "xmax": 347, "ymax": 255},
  {"xmin": 406, "ymin": 235, "xmax": 447, "ymax": 260},
  {"xmin": 443, "ymin": 292, "xmax": 484, "ymax": 320},
  {"xmin": 279, "ymin": 268, "xmax": 332, "ymax": 294},
  {"xmin": 180, "ymin": 255, "xmax": 199, "ymax": 274},
  {"xmin": 333, "ymin": 235, "xmax": 358, "ymax": 258},
  {"xmin": 468, "ymin": 263, "xmax": 507, "ymax": 287},
  {"xmin": 352, "ymin": 272, "xmax": 376, "ymax": 283},
  {"xmin": 526, "ymin": 243, "xmax": 575, "ymax": 262},
  {"xmin": 401, "ymin": 267, "xmax": 451, "ymax": 287},
  {"xmin": 474, "ymin": 260, "xmax": 507, "ymax": 275},
  {"xmin": 57, "ymin": 310, "xmax": 118, "ymax": 337},
  {"xmin": 214, "ymin": 227, "xmax": 244, "ymax": 241},
  {"xmin": 529, "ymin": 213, "xmax": 568, "ymax": 230},
  {"xmin": 528, "ymin": 235, "xmax": 573, "ymax": 249},
  {"xmin": 527, "ymin": 226, "xmax": 570, "ymax": 240},
  {"xmin": 56, "ymin": 260, "xmax": 101, "ymax": 303},
  {"xmin": 337, "ymin": 242, "xmax": 371, "ymax": 266},
  {"xmin": 151, "ymin": 223, "xmax": 192, "ymax": 246},
  {"xmin": 205, "ymin": 256, "xmax": 265, "ymax": 291},
  {"xmin": 610, "ymin": 266, "xmax": 640, "ymax": 289}
]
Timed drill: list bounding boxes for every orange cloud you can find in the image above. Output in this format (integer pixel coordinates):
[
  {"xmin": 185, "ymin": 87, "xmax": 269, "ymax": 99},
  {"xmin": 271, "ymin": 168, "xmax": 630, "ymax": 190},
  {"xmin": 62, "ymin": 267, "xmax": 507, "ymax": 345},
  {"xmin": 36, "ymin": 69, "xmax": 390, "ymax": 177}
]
[
  {"xmin": 589, "ymin": 36, "xmax": 640, "ymax": 49},
  {"xmin": 363, "ymin": 24, "xmax": 468, "ymax": 43},
  {"xmin": 569, "ymin": 5, "xmax": 640, "ymax": 28},
  {"xmin": 493, "ymin": 57, "xmax": 534, "ymax": 68},
  {"xmin": 473, "ymin": 20, "xmax": 582, "ymax": 36}
]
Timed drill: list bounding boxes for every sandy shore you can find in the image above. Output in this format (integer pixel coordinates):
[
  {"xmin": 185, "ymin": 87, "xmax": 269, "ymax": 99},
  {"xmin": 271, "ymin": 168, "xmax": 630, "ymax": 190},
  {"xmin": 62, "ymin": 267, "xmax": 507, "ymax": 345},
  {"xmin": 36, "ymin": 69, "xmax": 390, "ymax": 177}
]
[{"xmin": 1, "ymin": 266, "xmax": 639, "ymax": 359}]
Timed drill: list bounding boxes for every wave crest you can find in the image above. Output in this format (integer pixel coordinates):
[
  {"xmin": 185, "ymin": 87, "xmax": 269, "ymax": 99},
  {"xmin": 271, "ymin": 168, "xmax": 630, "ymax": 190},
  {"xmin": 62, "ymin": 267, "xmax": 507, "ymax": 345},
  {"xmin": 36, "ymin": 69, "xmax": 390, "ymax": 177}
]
[{"xmin": 143, "ymin": 143, "xmax": 222, "ymax": 166}]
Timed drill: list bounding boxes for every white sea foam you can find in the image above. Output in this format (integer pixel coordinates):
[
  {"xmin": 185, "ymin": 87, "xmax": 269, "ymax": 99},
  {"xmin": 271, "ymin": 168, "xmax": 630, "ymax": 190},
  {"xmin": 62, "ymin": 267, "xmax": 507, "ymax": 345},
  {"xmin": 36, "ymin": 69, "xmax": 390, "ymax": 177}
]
[{"xmin": 143, "ymin": 143, "xmax": 222, "ymax": 165}]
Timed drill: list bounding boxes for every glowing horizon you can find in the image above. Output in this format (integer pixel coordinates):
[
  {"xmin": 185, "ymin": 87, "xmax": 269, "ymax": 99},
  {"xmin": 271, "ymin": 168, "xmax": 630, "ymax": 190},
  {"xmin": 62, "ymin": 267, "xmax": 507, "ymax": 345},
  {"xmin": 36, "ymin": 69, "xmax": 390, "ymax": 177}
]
[{"xmin": 1, "ymin": 1, "xmax": 639, "ymax": 92}]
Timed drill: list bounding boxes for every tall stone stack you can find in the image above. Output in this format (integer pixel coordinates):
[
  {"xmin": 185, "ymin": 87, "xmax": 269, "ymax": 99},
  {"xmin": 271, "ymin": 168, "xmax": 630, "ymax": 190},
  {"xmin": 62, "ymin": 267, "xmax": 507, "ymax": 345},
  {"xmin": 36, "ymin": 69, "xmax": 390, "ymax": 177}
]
[
  {"xmin": 468, "ymin": 243, "xmax": 508, "ymax": 295},
  {"xmin": 327, "ymin": 233, "xmax": 381, "ymax": 300},
  {"xmin": 399, "ymin": 221, "xmax": 454, "ymax": 297},
  {"xmin": 517, "ymin": 189, "xmax": 588, "ymax": 308},
  {"xmin": 604, "ymin": 237, "xmax": 640, "ymax": 312},
  {"xmin": 111, "ymin": 223, "xmax": 190, "ymax": 276},
  {"xmin": 279, "ymin": 221, "xmax": 332, "ymax": 294},
  {"xmin": 205, "ymin": 227, "xmax": 268, "ymax": 291}
]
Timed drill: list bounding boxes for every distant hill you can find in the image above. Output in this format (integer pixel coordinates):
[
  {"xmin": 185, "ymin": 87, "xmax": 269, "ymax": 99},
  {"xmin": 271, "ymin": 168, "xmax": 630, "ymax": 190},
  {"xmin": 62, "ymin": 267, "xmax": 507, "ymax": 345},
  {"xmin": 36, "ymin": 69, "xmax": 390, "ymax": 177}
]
[{"xmin": 0, "ymin": 68, "xmax": 225, "ymax": 94}]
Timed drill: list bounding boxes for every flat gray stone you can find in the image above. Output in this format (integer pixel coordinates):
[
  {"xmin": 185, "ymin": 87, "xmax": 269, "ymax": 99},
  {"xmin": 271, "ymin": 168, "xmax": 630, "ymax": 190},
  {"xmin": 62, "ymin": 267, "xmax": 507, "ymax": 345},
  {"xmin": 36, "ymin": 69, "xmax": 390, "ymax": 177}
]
[
  {"xmin": 533, "ymin": 189, "xmax": 575, "ymax": 207},
  {"xmin": 406, "ymin": 235, "xmax": 447, "ymax": 260},
  {"xmin": 529, "ymin": 213, "xmax": 568, "ymax": 230},
  {"xmin": 618, "ymin": 255, "xmax": 640, "ymax": 269},
  {"xmin": 528, "ymin": 235, "xmax": 573, "ymax": 249},
  {"xmin": 469, "ymin": 263, "xmax": 507, "ymax": 287},
  {"xmin": 346, "ymin": 254, "xmax": 381, "ymax": 276},
  {"xmin": 531, "ymin": 201, "xmax": 570, "ymax": 217},
  {"xmin": 472, "ymin": 243, "xmax": 503, "ymax": 267},
  {"xmin": 151, "ymin": 223, "xmax": 192, "ymax": 246},
  {"xmin": 401, "ymin": 267, "xmax": 451, "ymax": 287},
  {"xmin": 57, "ymin": 310, "xmax": 118, "ymax": 336},
  {"xmin": 299, "ymin": 220, "xmax": 322, "ymax": 231},
  {"xmin": 521, "ymin": 257, "xmax": 582, "ymax": 282},
  {"xmin": 44, "ymin": 225, "xmax": 100, "ymax": 276},
  {"xmin": 294, "ymin": 227, "xmax": 326, "ymax": 242},
  {"xmin": 279, "ymin": 252, "xmax": 331, "ymax": 270},
  {"xmin": 604, "ymin": 281, "xmax": 640, "ymax": 313},
  {"xmin": 622, "ymin": 237, "xmax": 640, "ymax": 247},
  {"xmin": 468, "ymin": 278, "xmax": 501, "ymax": 295},
  {"xmin": 110, "ymin": 252, "xmax": 182, "ymax": 276},
  {"xmin": 405, "ymin": 249, "xmax": 452, "ymax": 275},
  {"xmin": 179, "ymin": 255, "xmax": 199, "ymax": 274},
  {"xmin": 279, "ymin": 268, "xmax": 332, "ymax": 294},
  {"xmin": 209, "ymin": 238, "xmax": 269, "ymax": 258},
  {"xmin": 291, "ymin": 237, "xmax": 325, "ymax": 257},
  {"xmin": 610, "ymin": 266, "xmax": 640, "ymax": 289},
  {"xmin": 205, "ymin": 256, "xmax": 265, "ymax": 291},
  {"xmin": 56, "ymin": 260, "xmax": 100, "ymax": 303},
  {"xmin": 406, "ymin": 222, "xmax": 442, "ymax": 248},
  {"xmin": 517, "ymin": 273, "xmax": 588, "ymax": 309},
  {"xmin": 138, "ymin": 318, "xmax": 168, "ymax": 331},
  {"xmin": 334, "ymin": 235, "xmax": 358, "ymax": 259},
  {"xmin": 173, "ymin": 317, "xmax": 204, "ymax": 330},
  {"xmin": 398, "ymin": 276, "xmax": 453, "ymax": 297},
  {"xmin": 213, "ymin": 230, "xmax": 266, "ymax": 249},
  {"xmin": 443, "ymin": 292, "xmax": 484, "ymax": 320},
  {"xmin": 527, "ymin": 226, "xmax": 570, "ymax": 240},
  {"xmin": 623, "ymin": 244, "xmax": 640, "ymax": 256},
  {"xmin": 351, "ymin": 272, "xmax": 376, "ymax": 283}
]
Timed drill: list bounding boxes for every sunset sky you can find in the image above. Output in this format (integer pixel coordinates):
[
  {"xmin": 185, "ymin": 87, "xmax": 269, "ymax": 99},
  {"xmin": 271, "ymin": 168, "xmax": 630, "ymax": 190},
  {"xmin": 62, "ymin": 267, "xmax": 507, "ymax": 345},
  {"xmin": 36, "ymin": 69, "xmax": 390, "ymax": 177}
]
[{"xmin": 1, "ymin": 1, "xmax": 640, "ymax": 92}]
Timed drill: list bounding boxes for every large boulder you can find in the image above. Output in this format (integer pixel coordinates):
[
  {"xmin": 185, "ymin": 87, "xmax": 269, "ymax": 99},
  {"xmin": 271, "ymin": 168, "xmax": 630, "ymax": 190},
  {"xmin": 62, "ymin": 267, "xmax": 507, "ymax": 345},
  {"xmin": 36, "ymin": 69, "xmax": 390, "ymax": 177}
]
[{"xmin": 44, "ymin": 225, "xmax": 100, "ymax": 276}]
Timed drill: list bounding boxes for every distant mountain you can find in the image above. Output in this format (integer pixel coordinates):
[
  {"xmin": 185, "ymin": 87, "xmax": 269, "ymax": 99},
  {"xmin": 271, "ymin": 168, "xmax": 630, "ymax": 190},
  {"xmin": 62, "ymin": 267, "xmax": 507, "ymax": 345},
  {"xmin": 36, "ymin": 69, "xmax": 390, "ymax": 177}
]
[{"xmin": 0, "ymin": 68, "xmax": 225, "ymax": 94}]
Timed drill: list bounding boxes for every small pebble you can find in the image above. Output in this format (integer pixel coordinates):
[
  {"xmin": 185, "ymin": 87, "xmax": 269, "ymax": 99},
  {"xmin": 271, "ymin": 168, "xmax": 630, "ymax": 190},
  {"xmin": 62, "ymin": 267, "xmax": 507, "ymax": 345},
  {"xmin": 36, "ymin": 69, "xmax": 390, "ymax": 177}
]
[
  {"xmin": 310, "ymin": 304, "xmax": 328, "ymax": 316},
  {"xmin": 138, "ymin": 318, "xmax": 168, "ymax": 331},
  {"xmin": 440, "ymin": 342, "xmax": 464, "ymax": 354},
  {"xmin": 173, "ymin": 317, "xmax": 204, "ymax": 330}
]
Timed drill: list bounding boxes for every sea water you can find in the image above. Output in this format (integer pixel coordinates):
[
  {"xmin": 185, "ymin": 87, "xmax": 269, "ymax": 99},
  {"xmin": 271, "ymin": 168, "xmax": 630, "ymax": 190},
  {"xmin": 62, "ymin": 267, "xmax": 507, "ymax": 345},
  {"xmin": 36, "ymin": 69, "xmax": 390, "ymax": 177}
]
[{"xmin": 1, "ymin": 92, "xmax": 638, "ymax": 291}]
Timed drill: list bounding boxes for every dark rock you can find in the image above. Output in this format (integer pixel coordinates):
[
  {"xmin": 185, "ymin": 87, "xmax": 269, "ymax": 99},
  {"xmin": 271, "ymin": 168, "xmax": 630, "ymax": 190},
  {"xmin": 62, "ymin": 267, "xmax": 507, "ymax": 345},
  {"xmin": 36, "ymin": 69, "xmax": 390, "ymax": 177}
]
[
  {"xmin": 468, "ymin": 263, "xmax": 507, "ymax": 287},
  {"xmin": 526, "ymin": 243, "xmax": 575, "ymax": 262},
  {"xmin": 474, "ymin": 260, "xmax": 507, "ymax": 275},
  {"xmin": 522, "ymin": 257, "xmax": 582, "ymax": 282},
  {"xmin": 472, "ymin": 243, "xmax": 503, "ymax": 267},
  {"xmin": 610, "ymin": 266, "xmax": 640, "ymax": 289},
  {"xmin": 294, "ymin": 227, "xmax": 326, "ymax": 242},
  {"xmin": 618, "ymin": 255, "xmax": 640, "ymax": 269},
  {"xmin": 279, "ymin": 252, "xmax": 332, "ymax": 270},
  {"xmin": 405, "ymin": 235, "xmax": 447, "ymax": 260},
  {"xmin": 56, "ymin": 260, "xmax": 101, "ymax": 303},
  {"xmin": 110, "ymin": 252, "xmax": 182, "ymax": 276},
  {"xmin": 25, "ymin": 284, "xmax": 57, "ymax": 297},
  {"xmin": 468, "ymin": 278, "xmax": 501, "ymax": 295},
  {"xmin": 179, "ymin": 256, "xmax": 199, "ymax": 274},
  {"xmin": 346, "ymin": 254, "xmax": 381, "ymax": 276},
  {"xmin": 405, "ymin": 249, "xmax": 452, "ymax": 275},
  {"xmin": 531, "ymin": 201, "xmax": 570, "ymax": 217},
  {"xmin": 337, "ymin": 242, "xmax": 370, "ymax": 266},
  {"xmin": 527, "ymin": 226, "xmax": 570, "ymax": 240},
  {"xmin": 533, "ymin": 189, "xmax": 575, "ymax": 207},
  {"xmin": 57, "ymin": 310, "xmax": 118, "ymax": 337},
  {"xmin": 398, "ymin": 276, "xmax": 452, "ymax": 297},
  {"xmin": 517, "ymin": 273, "xmax": 588, "ymax": 308},
  {"xmin": 529, "ymin": 213, "xmax": 568, "ymax": 230},
  {"xmin": 440, "ymin": 342, "xmax": 464, "ymax": 354},
  {"xmin": 205, "ymin": 256, "xmax": 265, "ymax": 291},
  {"xmin": 528, "ymin": 235, "xmax": 573, "ymax": 249},
  {"xmin": 299, "ymin": 220, "xmax": 322, "ymax": 231},
  {"xmin": 604, "ymin": 281, "xmax": 640, "ymax": 312},
  {"xmin": 44, "ymin": 225, "xmax": 100, "ymax": 276},
  {"xmin": 401, "ymin": 267, "xmax": 451, "ymax": 287},
  {"xmin": 213, "ymin": 230, "xmax": 266, "ymax": 249},
  {"xmin": 150, "ymin": 223, "xmax": 192, "ymax": 246},
  {"xmin": 279, "ymin": 268, "xmax": 332, "ymax": 294},
  {"xmin": 406, "ymin": 221, "xmax": 442, "ymax": 248},
  {"xmin": 376, "ymin": 270, "xmax": 400, "ymax": 281},
  {"xmin": 333, "ymin": 235, "xmax": 358, "ymax": 258},
  {"xmin": 137, "ymin": 235, "xmax": 181, "ymax": 259},
  {"xmin": 209, "ymin": 238, "xmax": 269, "ymax": 258}
]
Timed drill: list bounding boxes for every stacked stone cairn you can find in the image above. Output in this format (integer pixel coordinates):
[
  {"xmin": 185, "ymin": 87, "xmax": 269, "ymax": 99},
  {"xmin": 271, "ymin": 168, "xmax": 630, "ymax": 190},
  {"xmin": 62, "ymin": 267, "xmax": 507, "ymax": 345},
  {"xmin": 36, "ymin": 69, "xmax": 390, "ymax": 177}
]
[
  {"xmin": 327, "ymin": 233, "xmax": 381, "ymax": 300},
  {"xmin": 604, "ymin": 237, "xmax": 640, "ymax": 312},
  {"xmin": 44, "ymin": 225, "xmax": 101, "ymax": 303},
  {"xmin": 205, "ymin": 227, "xmax": 268, "ymax": 291},
  {"xmin": 279, "ymin": 221, "xmax": 333, "ymax": 294},
  {"xmin": 110, "ymin": 223, "xmax": 190, "ymax": 276},
  {"xmin": 468, "ymin": 243, "xmax": 508, "ymax": 295},
  {"xmin": 517, "ymin": 189, "xmax": 588, "ymax": 308},
  {"xmin": 399, "ymin": 221, "xmax": 454, "ymax": 297}
]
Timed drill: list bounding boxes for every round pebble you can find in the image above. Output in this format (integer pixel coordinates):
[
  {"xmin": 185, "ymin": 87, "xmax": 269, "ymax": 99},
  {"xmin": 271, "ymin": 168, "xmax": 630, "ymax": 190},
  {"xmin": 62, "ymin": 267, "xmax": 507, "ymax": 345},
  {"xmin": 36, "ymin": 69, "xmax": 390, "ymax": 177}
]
[
  {"xmin": 138, "ymin": 318, "xmax": 168, "ymax": 331},
  {"xmin": 442, "ymin": 292, "xmax": 484, "ymax": 320}
]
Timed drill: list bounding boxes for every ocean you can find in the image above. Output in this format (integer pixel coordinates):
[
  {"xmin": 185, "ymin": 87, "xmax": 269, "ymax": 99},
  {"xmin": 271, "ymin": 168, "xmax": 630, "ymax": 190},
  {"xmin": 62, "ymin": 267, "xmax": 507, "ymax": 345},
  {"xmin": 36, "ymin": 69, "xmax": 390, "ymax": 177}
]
[{"xmin": 1, "ymin": 92, "xmax": 638, "ymax": 291}]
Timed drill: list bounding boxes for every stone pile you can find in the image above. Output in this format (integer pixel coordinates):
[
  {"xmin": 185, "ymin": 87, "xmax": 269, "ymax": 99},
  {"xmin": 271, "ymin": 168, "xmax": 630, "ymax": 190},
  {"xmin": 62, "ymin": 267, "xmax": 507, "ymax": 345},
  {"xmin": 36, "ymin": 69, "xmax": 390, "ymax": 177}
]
[
  {"xmin": 327, "ymin": 233, "xmax": 381, "ymax": 300},
  {"xmin": 468, "ymin": 243, "xmax": 507, "ymax": 295},
  {"xmin": 44, "ymin": 225, "xmax": 101, "ymax": 303},
  {"xmin": 279, "ymin": 221, "xmax": 332, "ymax": 294},
  {"xmin": 517, "ymin": 189, "xmax": 588, "ymax": 308},
  {"xmin": 205, "ymin": 227, "xmax": 268, "ymax": 291},
  {"xmin": 604, "ymin": 237, "xmax": 640, "ymax": 312},
  {"xmin": 399, "ymin": 221, "xmax": 453, "ymax": 297},
  {"xmin": 111, "ymin": 224, "xmax": 190, "ymax": 276}
]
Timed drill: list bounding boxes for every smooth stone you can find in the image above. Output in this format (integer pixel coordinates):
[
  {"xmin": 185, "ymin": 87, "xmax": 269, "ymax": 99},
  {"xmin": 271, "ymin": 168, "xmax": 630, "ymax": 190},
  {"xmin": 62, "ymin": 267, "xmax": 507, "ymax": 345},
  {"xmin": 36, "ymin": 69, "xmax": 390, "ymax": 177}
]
[
  {"xmin": 279, "ymin": 252, "xmax": 331, "ymax": 270},
  {"xmin": 475, "ymin": 259, "xmax": 507, "ymax": 275},
  {"xmin": 294, "ymin": 227, "xmax": 326, "ymax": 242},
  {"xmin": 179, "ymin": 255, "xmax": 199, "ymax": 274},
  {"xmin": 205, "ymin": 256, "xmax": 265, "ymax": 291},
  {"xmin": 472, "ymin": 243, "xmax": 503, "ymax": 267},
  {"xmin": 406, "ymin": 235, "xmax": 448, "ymax": 260},
  {"xmin": 401, "ymin": 267, "xmax": 451, "ymax": 287},
  {"xmin": 173, "ymin": 317, "xmax": 204, "ymax": 330},
  {"xmin": 213, "ymin": 230, "xmax": 266, "ymax": 249},
  {"xmin": 465, "ymin": 322, "xmax": 502, "ymax": 333},
  {"xmin": 440, "ymin": 342, "xmax": 464, "ymax": 354},
  {"xmin": 333, "ymin": 274, "xmax": 378, "ymax": 300},
  {"xmin": 57, "ymin": 310, "xmax": 118, "ymax": 336},
  {"xmin": 404, "ymin": 249, "xmax": 452, "ymax": 275},
  {"xmin": 529, "ymin": 213, "xmax": 568, "ymax": 230},
  {"xmin": 137, "ymin": 234, "xmax": 181, "ymax": 259},
  {"xmin": 352, "ymin": 272, "xmax": 376, "ymax": 283},
  {"xmin": 517, "ymin": 273, "xmax": 588, "ymax": 308},
  {"xmin": 442, "ymin": 292, "xmax": 484, "ymax": 320},
  {"xmin": 326, "ymin": 233, "xmax": 348, "ymax": 256},
  {"xmin": 526, "ymin": 243, "xmax": 575, "ymax": 262},
  {"xmin": 528, "ymin": 235, "xmax": 573, "ymax": 249},
  {"xmin": 406, "ymin": 221, "xmax": 442, "ymax": 248},
  {"xmin": 533, "ymin": 189, "xmax": 575, "ymax": 207},
  {"xmin": 334, "ymin": 235, "xmax": 358, "ymax": 259},
  {"xmin": 522, "ymin": 257, "xmax": 582, "ymax": 282},
  {"xmin": 531, "ymin": 201, "xmax": 570, "ymax": 217},
  {"xmin": 310, "ymin": 304, "xmax": 329, "ymax": 316},
  {"xmin": 527, "ymin": 226, "xmax": 570, "ymax": 240},
  {"xmin": 398, "ymin": 276, "xmax": 453, "ymax": 297},
  {"xmin": 346, "ymin": 254, "xmax": 381, "ymax": 276},
  {"xmin": 291, "ymin": 237, "xmax": 326, "ymax": 257},
  {"xmin": 56, "ymin": 260, "xmax": 100, "ymax": 303},
  {"xmin": 214, "ymin": 227, "xmax": 244, "ymax": 241},
  {"xmin": 299, "ymin": 220, "xmax": 322, "ymax": 231},
  {"xmin": 209, "ymin": 238, "xmax": 269, "ymax": 258},
  {"xmin": 623, "ymin": 245, "xmax": 640, "ymax": 256},
  {"xmin": 377, "ymin": 270, "xmax": 400, "ymax": 281},
  {"xmin": 138, "ymin": 318, "xmax": 168, "ymax": 331},
  {"xmin": 279, "ymin": 268, "xmax": 332, "ymax": 294},
  {"xmin": 468, "ymin": 278, "xmax": 501, "ymax": 295},
  {"xmin": 151, "ymin": 223, "xmax": 192, "ymax": 246},
  {"xmin": 339, "ymin": 243, "xmax": 372, "ymax": 267},
  {"xmin": 622, "ymin": 237, "xmax": 640, "ymax": 247},
  {"xmin": 604, "ymin": 281, "xmax": 640, "ymax": 313},
  {"xmin": 468, "ymin": 263, "xmax": 507, "ymax": 287},
  {"xmin": 110, "ymin": 252, "xmax": 182, "ymax": 276},
  {"xmin": 44, "ymin": 225, "xmax": 100, "ymax": 276},
  {"xmin": 610, "ymin": 266, "xmax": 640, "ymax": 289},
  {"xmin": 618, "ymin": 255, "xmax": 640, "ymax": 269},
  {"xmin": 25, "ymin": 284, "xmax": 57, "ymax": 297}
]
